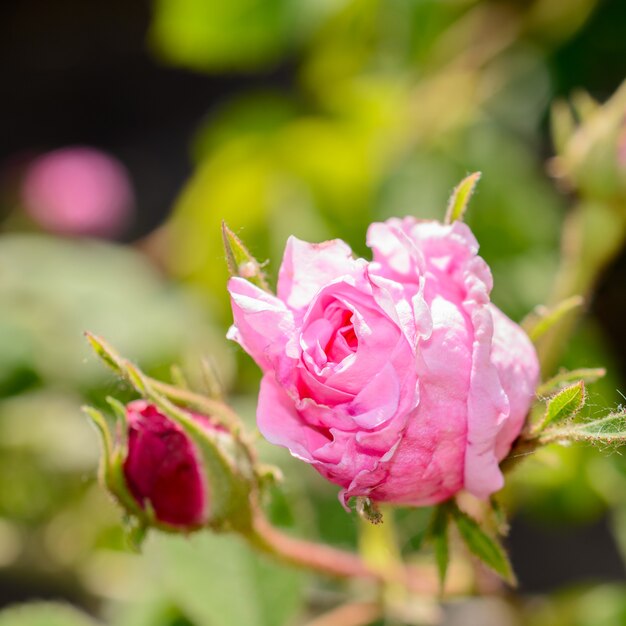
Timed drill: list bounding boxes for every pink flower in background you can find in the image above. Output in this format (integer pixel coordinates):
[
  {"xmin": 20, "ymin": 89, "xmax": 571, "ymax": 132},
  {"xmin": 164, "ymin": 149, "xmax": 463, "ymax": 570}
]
[
  {"xmin": 228, "ymin": 218, "xmax": 539, "ymax": 507},
  {"xmin": 21, "ymin": 146, "xmax": 134, "ymax": 238},
  {"xmin": 123, "ymin": 401, "xmax": 212, "ymax": 528}
]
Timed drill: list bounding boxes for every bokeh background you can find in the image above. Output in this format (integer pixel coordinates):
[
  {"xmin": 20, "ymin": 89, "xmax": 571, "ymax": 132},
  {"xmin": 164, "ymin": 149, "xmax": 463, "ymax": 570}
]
[{"xmin": 1, "ymin": 1, "xmax": 626, "ymax": 624}]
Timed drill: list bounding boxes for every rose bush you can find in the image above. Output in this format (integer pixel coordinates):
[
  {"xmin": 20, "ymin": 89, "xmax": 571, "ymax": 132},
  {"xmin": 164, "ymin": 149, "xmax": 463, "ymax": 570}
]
[{"xmin": 228, "ymin": 218, "xmax": 539, "ymax": 507}]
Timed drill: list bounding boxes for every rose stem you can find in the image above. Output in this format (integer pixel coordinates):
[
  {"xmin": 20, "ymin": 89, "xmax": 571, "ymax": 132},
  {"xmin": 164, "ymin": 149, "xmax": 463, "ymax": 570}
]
[
  {"xmin": 246, "ymin": 509, "xmax": 378, "ymax": 581},
  {"xmin": 245, "ymin": 507, "xmax": 439, "ymax": 597}
]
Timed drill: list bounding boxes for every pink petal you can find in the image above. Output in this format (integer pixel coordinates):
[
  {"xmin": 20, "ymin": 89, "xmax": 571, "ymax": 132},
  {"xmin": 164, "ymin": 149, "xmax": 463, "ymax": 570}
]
[
  {"xmin": 463, "ymin": 303, "xmax": 510, "ymax": 499},
  {"xmin": 227, "ymin": 277, "xmax": 295, "ymax": 373},
  {"xmin": 490, "ymin": 305, "xmax": 539, "ymax": 459},
  {"xmin": 257, "ymin": 374, "xmax": 330, "ymax": 463},
  {"xmin": 277, "ymin": 236, "xmax": 357, "ymax": 313}
]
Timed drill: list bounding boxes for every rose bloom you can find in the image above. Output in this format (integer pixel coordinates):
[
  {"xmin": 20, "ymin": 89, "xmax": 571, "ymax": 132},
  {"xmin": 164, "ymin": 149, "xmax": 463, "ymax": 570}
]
[
  {"xmin": 123, "ymin": 401, "xmax": 212, "ymax": 528},
  {"xmin": 228, "ymin": 218, "xmax": 539, "ymax": 507}
]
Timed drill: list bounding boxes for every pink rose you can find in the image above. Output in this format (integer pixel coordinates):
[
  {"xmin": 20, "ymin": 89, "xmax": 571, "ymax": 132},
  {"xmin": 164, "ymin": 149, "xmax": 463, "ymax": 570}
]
[
  {"xmin": 227, "ymin": 218, "xmax": 539, "ymax": 507},
  {"xmin": 123, "ymin": 401, "xmax": 214, "ymax": 528}
]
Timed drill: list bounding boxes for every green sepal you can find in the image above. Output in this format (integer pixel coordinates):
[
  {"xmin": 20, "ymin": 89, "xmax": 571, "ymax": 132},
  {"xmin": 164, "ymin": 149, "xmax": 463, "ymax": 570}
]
[
  {"xmin": 84, "ymin": 404, "xmax": 146, "ymax": 521},
  {"xmin": 83, "ymin": 405, "xmax": 113, "ymax": 469},
  {"xmin": 222, "ymin": 221, "xmax": 270, "ymax": 291},
  {"xmin": 106, "ymin": 396, "xmax": 128, "ymax": 424},
  {"xmin": 87, "ymin": 331, "xmax": 240, "ymax": 430},
  {"xmin": 450, "ymin": 503, "xmax": 515, "ymax": 585},
  {"xmin": 444, "ymin": 172, "xmax": 481, "ymax": 225},
  {"xmin": 170, "ymin": 364, "xmax": 190, "ymax": 390},
  {"xmin": 522, "ymin": 295, "xmax": 584, "ymax": 343},
  {"xmin": 541, "ymin": 410, "xmax": 626, "ymax": 445},
  {"xmin": 535, "ymin": 380, "xmax": 586, "ymax": 432},
  {"xmin": 85, "ymin": 332, "xmax": 123, "ymax": 374},
  {"xmin": 106, "ymin": 450, "xmax": 146, "ymax": 520}
]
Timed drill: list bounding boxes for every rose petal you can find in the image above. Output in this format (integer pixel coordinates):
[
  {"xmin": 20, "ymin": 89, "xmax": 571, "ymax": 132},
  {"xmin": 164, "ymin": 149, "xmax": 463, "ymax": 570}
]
[
  {"xmin": 227, "ymin": 277, "xmax": 295, "ymax": 373},
  {"xmin": 277, "ymin": 236, "xmax": 358, "ymax": 313},
  {"xmin": 490, "ymin": 304, "xmax": 539, "ymax": 459},
  {"xmin": 257, "ymin": 374, "xmax": 331, "ymax": 463}
]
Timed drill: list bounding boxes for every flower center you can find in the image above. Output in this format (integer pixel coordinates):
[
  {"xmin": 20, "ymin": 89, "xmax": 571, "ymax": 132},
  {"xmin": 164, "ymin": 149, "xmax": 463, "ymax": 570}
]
[
  {"xmin": 324, "ymin": 307, "xmax": 358, "ymax": 363},
  {"xmin": 301, "ymin": 300, "xmax": 359, "ymax": 374}
]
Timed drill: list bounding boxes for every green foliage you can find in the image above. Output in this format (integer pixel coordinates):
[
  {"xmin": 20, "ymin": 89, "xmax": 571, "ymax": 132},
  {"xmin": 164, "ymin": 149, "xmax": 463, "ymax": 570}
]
[
  {"xmin": 0, "ymin": 603, "xmax": 98, "ymax": 626},
  {"xmin": 544, "ymin": 411, "xmax": 626, "ymax": 445},
  {"xmin": 538, "ymin": 381, "xmax": 586, "ymax": 430},
  {"xmin": 0, "ymin": 235, "xmax": 231, "ymax": 393},
  {"xmin": 451, "ymin": 504, "xmax": 515, "ymax": 585},
  {"xmin": 116, "ymin": 533, "xmax": 305, "ymax": 626},
  {"xmin": 149, "ymin": 0, "xmax": 308, "ymax": 71}
]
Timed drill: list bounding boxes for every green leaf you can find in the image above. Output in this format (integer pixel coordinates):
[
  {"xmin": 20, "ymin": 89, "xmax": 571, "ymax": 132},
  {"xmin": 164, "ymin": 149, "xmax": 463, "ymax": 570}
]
[
  {"xmin": 429, "ymin": 504, "xmax": 449, "ymax": 590},
  {"xmin": 0, "ymin": 603, "xmax": 98, "ymax": 626},
  {"xmin": 222, "ymin": 222, "xmax": 270, "ymax": 291},
  {"xmin": 451, "ymin": 505, "xmax": 515, "ymax": 585},
  {"xmin": 149, "ymin": 0, "xmax": 303, "ymax": 72},
  {"xmin": 444, "ymin": 172, "xmax": 481, "ymax": 224},
  {"xmin": 116, "ymin": 532, "xmax": 305, "ymax": 626},
  {"xmin": 537, "ymin": 368, "xmax": 606, "ymax": 396},
  {"xmin": 542, "ymin": 411, "xmax": 626, "ymax": 445},
  {"xmin": 523, "ymin": 295, "xmax": 584, "ymax": 343},
  {"xmin": 537, "ymin": 381, "xmax": 586, "ymax": 431}
]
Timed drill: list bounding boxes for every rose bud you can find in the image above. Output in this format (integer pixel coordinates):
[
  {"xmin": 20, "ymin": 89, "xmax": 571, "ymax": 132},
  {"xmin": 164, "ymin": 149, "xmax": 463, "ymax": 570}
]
[
  {"xmin": 227, "ymin": 218, "xmax": 539, "ymax": 509},
  {"xmin": 88, "ymin": 397, "xmax": 255, "ymax": 534},
  {"xmin": 122, "ymin": 401, "xmax": 212, "ymax": 528}
]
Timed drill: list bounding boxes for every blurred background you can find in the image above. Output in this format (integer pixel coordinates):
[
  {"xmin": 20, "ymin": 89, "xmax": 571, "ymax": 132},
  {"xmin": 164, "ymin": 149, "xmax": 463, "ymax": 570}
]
[{"xmin": 1, "ymin": 0, "xmax": 626, "ymax": 624}]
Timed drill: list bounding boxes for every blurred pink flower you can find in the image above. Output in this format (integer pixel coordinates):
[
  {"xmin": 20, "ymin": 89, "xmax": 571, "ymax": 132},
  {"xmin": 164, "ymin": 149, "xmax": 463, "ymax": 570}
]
[
  {"xmin": 21, "ymin": 146, "xmax": 134, "ymax": 237},
  {"xmin": 228, "ymin": 218, "xmax": 539, "ymax": 508}
]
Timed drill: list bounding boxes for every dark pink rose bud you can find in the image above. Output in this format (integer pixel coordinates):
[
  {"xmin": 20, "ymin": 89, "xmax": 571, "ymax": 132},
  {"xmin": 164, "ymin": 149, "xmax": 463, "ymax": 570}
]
[{"xmin": 123, "ymin": 401, "xmax": 212, "ymax": 529}]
